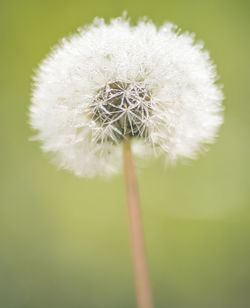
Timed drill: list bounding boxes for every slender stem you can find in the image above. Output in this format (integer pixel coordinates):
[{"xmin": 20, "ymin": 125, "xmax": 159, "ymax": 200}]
[{"xmin": 122, "ymin": 139, "xmax": 154, "ymax": 308}]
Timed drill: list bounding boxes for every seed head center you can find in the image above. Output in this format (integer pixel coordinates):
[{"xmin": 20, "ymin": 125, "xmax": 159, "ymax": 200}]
[{"xmin": 90, "ymin": 81, "xmax": 152, "ymax": 142}]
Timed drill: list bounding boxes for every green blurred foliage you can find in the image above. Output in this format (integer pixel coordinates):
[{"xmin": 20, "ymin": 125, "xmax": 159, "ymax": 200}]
[{"xmin": 0, "ymin": 0, "xmax": 250, "ymax": 307}]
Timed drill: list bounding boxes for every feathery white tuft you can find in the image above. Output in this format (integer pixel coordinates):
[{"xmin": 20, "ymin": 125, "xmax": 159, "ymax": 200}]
[{"xmin": 30, "ymin": 15, "xmax": 224, "ymax": 177}]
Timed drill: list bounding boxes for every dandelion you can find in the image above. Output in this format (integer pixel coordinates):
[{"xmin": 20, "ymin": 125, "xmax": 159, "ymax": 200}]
[{"xmin": 30, "ymin": 14, "xmax": 224, "ymax": 308}]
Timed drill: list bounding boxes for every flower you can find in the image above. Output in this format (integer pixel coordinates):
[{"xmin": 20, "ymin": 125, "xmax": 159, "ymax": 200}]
[{"xmin": 30, "ymin": 14, "xmax": 224, "ymax": 177}]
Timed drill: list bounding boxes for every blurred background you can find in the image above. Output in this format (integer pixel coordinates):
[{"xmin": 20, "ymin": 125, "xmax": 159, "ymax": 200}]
[{"xmin": 1, "ymin": 0, "xmax": 250, "ymax": 307}]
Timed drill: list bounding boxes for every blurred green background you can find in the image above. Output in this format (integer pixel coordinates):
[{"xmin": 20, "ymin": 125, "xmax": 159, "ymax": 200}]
[{"xmin": 1, "ymin": 0, "xmax": 250, "ymax": 307}]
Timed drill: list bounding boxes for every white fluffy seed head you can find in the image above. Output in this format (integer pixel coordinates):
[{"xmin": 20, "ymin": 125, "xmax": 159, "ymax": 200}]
[{"xmin": 30, "ymin": 14, "xmax": 224, "ymax": 177}]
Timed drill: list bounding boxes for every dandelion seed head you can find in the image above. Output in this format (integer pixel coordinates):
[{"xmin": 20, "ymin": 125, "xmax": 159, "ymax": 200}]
[{"xmin": 30, "ymin": 14, "xmax": 224, "ymax": 177}]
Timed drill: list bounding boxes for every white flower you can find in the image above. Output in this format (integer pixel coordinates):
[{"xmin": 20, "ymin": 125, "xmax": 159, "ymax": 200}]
[{"xmin": 30, "ymin": 15, "xmax": 224, "ymax": 177}]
